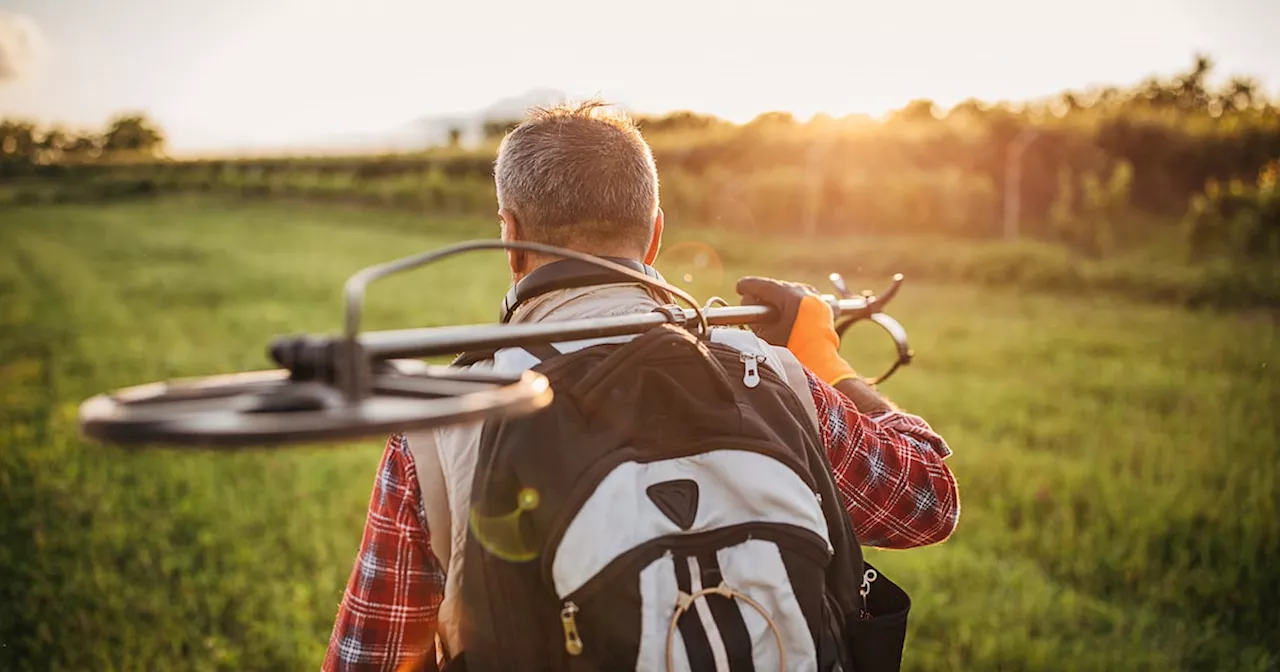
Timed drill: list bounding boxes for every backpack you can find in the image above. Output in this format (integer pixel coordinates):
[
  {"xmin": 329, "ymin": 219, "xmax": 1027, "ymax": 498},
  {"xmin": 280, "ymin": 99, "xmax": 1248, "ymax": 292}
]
[{"xmin": 448, "ymin": 323, "xmax": 911, "ymax": 671}]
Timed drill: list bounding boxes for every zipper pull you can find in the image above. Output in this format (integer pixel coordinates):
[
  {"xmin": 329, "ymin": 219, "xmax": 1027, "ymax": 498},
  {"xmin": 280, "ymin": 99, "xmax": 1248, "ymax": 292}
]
[
  {"xmin": 859, "ymin": 567, "xmax": 878, "ymax": 619},
  {"xmin": 740, "ymin": 352, "xmax": 764, "ymax": 388},
  {"xmin": 561, "ymin": 601, "xmax": 584, "ymax": 656}
]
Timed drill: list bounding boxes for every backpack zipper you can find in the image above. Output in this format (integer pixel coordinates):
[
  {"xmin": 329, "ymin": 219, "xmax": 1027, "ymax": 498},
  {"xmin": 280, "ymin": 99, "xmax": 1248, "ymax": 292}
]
[
  {"xmin": 739, "ymin": 351, "xmax": 766, "ymax": 388},
  {"xmin": 560, "ymin": 601, "xmax": 584, "ymax": 655},
  {"xmin": 704, "ymin": 342, "xmax": 787, "ymax": 392}
]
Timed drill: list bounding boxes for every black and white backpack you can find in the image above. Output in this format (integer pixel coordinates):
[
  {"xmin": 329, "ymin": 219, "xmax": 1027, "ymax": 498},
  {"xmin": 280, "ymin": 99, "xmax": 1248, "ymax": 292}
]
[{"xmin": 449, "ymin": 323, "xmax": 910, "ymax": 672}]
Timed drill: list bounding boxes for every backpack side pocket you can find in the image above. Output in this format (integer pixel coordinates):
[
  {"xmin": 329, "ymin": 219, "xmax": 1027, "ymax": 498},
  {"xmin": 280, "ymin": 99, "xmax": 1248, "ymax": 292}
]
[{"xmin": 845, "ymin": 562, "xmax": 911, "ymax": 672}]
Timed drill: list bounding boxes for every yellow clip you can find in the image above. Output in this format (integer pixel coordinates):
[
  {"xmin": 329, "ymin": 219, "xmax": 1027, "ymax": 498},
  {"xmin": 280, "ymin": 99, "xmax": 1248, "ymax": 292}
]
[{"xmin": 560, "ymin": 602, "xmax": 583, "ymax": 656}]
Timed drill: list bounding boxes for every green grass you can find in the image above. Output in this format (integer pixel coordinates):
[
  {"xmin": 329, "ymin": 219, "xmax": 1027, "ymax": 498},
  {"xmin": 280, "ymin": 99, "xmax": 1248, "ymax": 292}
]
[
  {"xmin": 1, "ymin": 197, "xmax": 1277, "ymax": 671},
  {"xmin": 9, "ymin": 177, "xmax": 1279, "ymax": 310}
]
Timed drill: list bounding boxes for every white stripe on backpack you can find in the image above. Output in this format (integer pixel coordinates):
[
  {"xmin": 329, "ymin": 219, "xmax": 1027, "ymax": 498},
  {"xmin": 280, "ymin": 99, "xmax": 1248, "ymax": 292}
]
[
  {"xmin": 633, "ymin": 540, "xmax": 818, "ymax": 671},
  {"xmin": 551, "ymin": 449, "xmax": 832, "ymax": 598},
  {"xmin": 717, "ymin": 539, "xmax": 817, "ymax": 671}
]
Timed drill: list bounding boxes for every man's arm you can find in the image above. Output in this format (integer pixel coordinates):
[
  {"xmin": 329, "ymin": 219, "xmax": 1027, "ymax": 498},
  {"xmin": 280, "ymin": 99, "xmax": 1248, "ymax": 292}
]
[
  {"xmin": 324, "ymin": 433, "xmax": 444, "ymax": 671},
  {"xmin": 832, "ymin": 377, "xmax": 895, "ymax": 416},
  {"xmin": 806, "ymin": 370, "xmax": 959, "ymax": 548}
]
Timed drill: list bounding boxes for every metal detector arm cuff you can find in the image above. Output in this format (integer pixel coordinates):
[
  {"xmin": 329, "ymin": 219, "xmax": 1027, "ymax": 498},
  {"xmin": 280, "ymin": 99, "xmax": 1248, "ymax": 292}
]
[{"xmin": 829, "ymin": 273, "xmax": 913, "ymax": 385}]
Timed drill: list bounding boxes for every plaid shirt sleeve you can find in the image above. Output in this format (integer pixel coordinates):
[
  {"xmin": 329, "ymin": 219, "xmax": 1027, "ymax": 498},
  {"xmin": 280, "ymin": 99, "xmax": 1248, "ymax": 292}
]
[
  {"xmin": 805, "ymin": 370, "xmax": 960, "ymax": 549},
  {"xmin": 323, "ymin": 433, "xmax": 445, "ymax": 672}
]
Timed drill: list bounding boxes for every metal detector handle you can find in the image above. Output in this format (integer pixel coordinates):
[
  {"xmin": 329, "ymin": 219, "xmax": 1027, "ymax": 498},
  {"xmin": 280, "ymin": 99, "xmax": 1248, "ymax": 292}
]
[{"xmin": 828, "ymin": 273, "xmax": 913, "ymax": 385}]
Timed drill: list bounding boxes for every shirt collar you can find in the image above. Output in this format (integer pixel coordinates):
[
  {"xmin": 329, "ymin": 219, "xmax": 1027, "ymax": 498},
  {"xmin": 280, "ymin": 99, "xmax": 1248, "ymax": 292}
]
[{"xmin": 508, "ymin": 283, "xmax": 665, "ymax": 324}]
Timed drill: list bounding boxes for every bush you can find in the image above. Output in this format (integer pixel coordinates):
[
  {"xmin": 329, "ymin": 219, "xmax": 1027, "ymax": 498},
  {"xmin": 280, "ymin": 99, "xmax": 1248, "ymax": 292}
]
[
  {"xmin": 653, "ymin": 165, "xmax": 999, "ymax": 238},
  {"xmin": 1183, "ymin": 160, "xmax": 1280, "ymax": 261}
]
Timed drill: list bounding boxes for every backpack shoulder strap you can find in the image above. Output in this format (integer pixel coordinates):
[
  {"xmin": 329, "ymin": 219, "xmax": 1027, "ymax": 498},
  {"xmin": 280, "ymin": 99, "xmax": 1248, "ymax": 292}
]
[
  {"xmin": 452, "ymin": 344, "xmax": 558, "ymax": 368},
  {"xmin": 404, "ymin": 428, "xmax": 451, "ymax": 570},
  {"xmin": 771, "ymin": 345, "xmax": 823, "ymax": 434},
  {"xmin": 402, "ymin": 427, "xmax": 454, "ymax": 668}
]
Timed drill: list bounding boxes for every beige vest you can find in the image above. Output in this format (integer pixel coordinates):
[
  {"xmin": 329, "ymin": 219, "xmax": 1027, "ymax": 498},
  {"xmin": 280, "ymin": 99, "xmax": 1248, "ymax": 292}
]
[{"xmin": 405, "ymin": 283, "xmax": 820, "ymax": 659}]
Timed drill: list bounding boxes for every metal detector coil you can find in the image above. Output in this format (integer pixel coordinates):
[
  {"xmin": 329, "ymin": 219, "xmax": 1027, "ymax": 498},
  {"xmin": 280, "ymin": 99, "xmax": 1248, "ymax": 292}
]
[{"xmin": 77, "ymin": 240, "xmax": 912, "ymax": 449}]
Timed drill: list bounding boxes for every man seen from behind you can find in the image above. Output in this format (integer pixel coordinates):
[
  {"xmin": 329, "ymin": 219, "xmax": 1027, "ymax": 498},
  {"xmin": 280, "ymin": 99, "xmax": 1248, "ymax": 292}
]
[{"xmin": 323, "ymin": 101, "xmax": 960, "ymax": 671}]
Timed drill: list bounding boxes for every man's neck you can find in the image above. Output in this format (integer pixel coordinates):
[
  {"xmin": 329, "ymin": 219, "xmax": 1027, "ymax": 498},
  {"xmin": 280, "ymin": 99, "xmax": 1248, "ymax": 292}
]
[{"xmin": 515, "ymin": 248, "xmax": 645, "ymax": 283}]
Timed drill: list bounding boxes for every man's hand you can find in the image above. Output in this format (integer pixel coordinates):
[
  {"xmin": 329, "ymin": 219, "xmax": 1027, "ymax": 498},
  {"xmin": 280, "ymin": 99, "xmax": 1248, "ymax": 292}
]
[
  {"xmin": 737, "ymin": 276, "xmax": 897, "ymax": 416},
  {"xmin": 735, "ymin": 276, "xmax": 857, "ymax": 387}
]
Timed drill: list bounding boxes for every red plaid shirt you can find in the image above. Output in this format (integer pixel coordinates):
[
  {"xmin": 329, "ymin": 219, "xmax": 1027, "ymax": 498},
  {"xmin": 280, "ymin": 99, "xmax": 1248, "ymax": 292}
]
[{"xmin": 323, "ymin": 369, "xmax": 958, "ymax": 671}]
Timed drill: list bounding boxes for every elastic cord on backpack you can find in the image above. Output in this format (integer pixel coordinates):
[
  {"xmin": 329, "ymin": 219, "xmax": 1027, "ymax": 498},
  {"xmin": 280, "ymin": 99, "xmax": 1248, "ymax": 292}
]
[{"xmin": 664, "ymin": 583, "xmax": 787, "ymax": 672}]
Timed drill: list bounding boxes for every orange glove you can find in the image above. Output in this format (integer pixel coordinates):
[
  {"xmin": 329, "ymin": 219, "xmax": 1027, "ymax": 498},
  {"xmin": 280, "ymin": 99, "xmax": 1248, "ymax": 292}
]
[{"xmin": 735, "ymin": 276, "xmax": 858, "ymax": 386}]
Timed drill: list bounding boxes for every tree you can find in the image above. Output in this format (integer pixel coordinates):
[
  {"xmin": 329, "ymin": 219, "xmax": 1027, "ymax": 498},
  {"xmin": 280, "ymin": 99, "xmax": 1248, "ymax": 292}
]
[
  {"xmin": 1131, "ymin": 53, "xmax": 1220, "ymax": 114},
  {"xmin": 1172, "ymin": 53, "xmax": 1214, "ymax": 113},
  {"xmin": 65, "ymin": 132, "xmax": 103, "ymax": 160},
  {"xmin": 102, "ymin": 113, "xmax": 165, "ymax": 157},
  {"xmin": 1094, "ymin": 86, "xmax": 1123, "ymax": 110},
  {"xmin": 890, "ymin": 99, "xmax": 940, "ymax": 124},
  {"xmin": 1220, "ymin": 76, "xmax": 1260, "ymax": 113},
  {"xmin": 636, "ymin": 110, "xmax": 727, "ymax": 135},
  {"xmin": 1058, "ymin": 91, "xmax": 1084, "ymax": 116},
  {"xmin": 37, "ymin": 127, "xmax": 68, "ymax": 163},
  {"xmin": 482, "ymin": 119, "xmax": 520, "ymax": 141},
  {"xmin": 0, "ymin": 119, "xmax": 38, "ymax": 171},
  {"xmin": 944, "ymin": 98, "xmax": 987, "ymax": 125},
  {"xmin": 746, "ymin": 111, "xmax": 796, "ymax": 128}
]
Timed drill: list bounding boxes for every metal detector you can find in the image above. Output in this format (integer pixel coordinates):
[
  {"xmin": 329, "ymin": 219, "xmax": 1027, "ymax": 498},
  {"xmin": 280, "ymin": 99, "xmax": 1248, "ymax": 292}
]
[{"xmin": 77, "ymin": 241, "xmax": 913, "ymax": 449}]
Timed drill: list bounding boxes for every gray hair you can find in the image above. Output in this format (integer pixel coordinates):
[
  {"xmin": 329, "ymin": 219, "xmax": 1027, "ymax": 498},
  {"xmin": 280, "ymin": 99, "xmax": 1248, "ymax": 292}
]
[{"xmin": 494, "ymin": 100, "xmax": 659, "ymax": 257}]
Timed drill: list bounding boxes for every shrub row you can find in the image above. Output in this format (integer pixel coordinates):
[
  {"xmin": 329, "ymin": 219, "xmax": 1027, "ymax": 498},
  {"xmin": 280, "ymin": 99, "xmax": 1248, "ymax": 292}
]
[{"xmin": 1183, "ymin": 161, "xmax": 1280, "ymax": 262}]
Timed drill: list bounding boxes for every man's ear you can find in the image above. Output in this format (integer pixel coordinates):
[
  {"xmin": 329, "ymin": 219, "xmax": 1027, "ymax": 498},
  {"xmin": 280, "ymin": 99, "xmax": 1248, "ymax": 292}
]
[
  {"xmin": 643, "ymin": 208, "xmax": 664, "ymax": 265},
  {"xmin": 499, "ymin": 209, "xmax": 527, "ymax": 280}
]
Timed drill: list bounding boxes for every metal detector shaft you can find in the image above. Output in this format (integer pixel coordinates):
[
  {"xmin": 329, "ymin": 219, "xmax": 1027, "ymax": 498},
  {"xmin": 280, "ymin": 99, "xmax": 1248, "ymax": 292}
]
[
  {"xmin": 283, "ymin": 295, "xmax": 876, "ymax": 364},
  {"xmin": 357, "ymin": 303, "xmax": 783, "ymax": 360}
]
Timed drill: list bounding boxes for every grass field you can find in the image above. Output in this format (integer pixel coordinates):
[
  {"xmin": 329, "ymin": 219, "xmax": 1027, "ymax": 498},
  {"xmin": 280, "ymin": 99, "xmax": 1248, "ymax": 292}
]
[{"xmin": 1, "ymin": 197, "xmax": 1277, "ymax": 671}]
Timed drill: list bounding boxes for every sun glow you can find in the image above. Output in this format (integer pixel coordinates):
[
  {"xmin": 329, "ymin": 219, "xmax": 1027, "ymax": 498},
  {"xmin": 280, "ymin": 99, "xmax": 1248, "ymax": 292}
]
[{"xmin": 5, "ymin": 0, "xmax": 1265, "ymax": 154}]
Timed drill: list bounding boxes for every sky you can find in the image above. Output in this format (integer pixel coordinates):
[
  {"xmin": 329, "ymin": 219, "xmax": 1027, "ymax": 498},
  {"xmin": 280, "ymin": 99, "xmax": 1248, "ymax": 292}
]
[{"xmin": 1, "ymin": 0, "xmax": 1277, "ymax": 155}]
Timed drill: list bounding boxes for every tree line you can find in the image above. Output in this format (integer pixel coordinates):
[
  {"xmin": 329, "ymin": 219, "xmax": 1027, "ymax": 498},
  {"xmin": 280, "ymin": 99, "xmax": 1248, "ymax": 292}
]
[
  {"xmin": 0, "ymin": 113, "xmax": 165, "ymax": 172},
  {"xmin": 2, "ymin": 54, "xmax": 1276, "ymax": 262}
]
